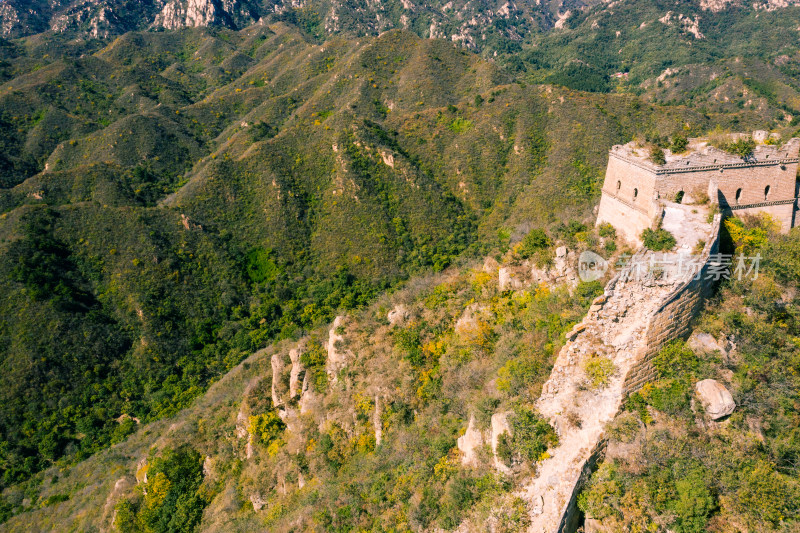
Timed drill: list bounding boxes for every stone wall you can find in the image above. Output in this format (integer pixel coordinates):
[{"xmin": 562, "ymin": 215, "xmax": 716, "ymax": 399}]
[
  {"xmin": 622, "ymin": 214, "xmax": 722, "ymax": 395},
  {"xmin": 596, "ymin": 154, "xmax": 660, "ymax": 244},
  {"xmin": 597, "ymin": 138, "xmax": 800, "ymax": 243}
]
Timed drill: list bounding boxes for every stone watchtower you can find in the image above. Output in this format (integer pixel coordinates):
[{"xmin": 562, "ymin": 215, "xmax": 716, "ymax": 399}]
[{"xmin": 596, "ymin": 132, "xmax": 800, "ymax": 244}]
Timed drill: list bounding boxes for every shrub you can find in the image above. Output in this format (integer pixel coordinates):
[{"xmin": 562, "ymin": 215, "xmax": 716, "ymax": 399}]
[
  {"xmin": 577, "ymin": 462, "xmax": 622, "ymax": 520},
  {"xmin": 116, "ymin": 446, "xmax": 210, "ymax": 533},
  {"xmin": 641, "ymin": 228, "xmax": 676, "ymax": 251},
  {"xmin": 652, "ymin": 341, "xmax": 698, "ymax": 379},
  {"xmin": 672, "ymin": 468, "xmax": 715, "ymax": 532},
  {"xmin": 505, "ymin": 406, "xmax": 558, "ymax": 463},
  {"xmin": 248, "ymin": 411, "xmax": 286, "ymax": 446},
  {"xmin": 724, "ymin": 214, "xmax": 779, "ymax": 255},
  {"xmin": 725, "ymin": 137, "xmax": 756, "ymax": 158},
  {"xmin": 497, "ymin": 358, "xmax": 542, "ymax": 399},
  {"xmin": 583, "ymin": 355, "xmax": 615, "ymax": 389},
  {"xmin": 598, "ymin": 223, "xmax": 616, "ymax": 239},
  {"xmin": 300, "ymin": 341, "xmax": 328, "ymax": 392},
  {"xmin": 670, "ymin": 135, "xmax": 689, "ymax": 153},
  {"xmin": 517, "ymin": 228, "xmax": 552, "ymax": 259},
  {"xmin": 649, "ymin": 145, "xmax": 666, "ymax": 165}
]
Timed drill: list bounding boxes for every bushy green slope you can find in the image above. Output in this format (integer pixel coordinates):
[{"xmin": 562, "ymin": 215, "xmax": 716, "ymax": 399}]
[{"xmin": 0, "ymin": 19, "xmax": 791, "ymax": 526}]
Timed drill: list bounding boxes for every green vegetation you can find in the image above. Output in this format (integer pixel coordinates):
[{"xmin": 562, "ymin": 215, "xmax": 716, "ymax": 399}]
[
  {"xmin": 642, "ymin": 227, "xmax": 677, "ymax": 251},
  {"xmin": 517, "ymin": 228, "xmax": 552, "ymax": 260},
  {"xmin": 115, "ymin": 447, "xmax": 210, "ymax": 533},
  {"xmin": 670, "ymin": 135, "xmax": 689, "ymax": 153},
  {"xmin": 648, "ymin": 145, "xmax": 666, "ymax": 165},
  {"xmin": 583, "ymin": 355, "xmax": 616, "ymax": 389},
  {"xmin": 1, "ymin": 5, "xmax": 800, "ymax": 530},
  {"xmin": 724, "ymin": 137, "xmax": 757, "ymax": 158},
  {"xmin": 498, "ymin": 406, "xmax": 559, "ymax": 464}
]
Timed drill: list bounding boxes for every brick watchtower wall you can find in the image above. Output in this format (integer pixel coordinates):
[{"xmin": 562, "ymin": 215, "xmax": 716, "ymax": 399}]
[
  {"xmin": 595, "ymin": 154, "xmax": 660, "ymax": 244},
  {"xmin": 597, "ymin": 137, "xmax": 800, "ymax": 243}
]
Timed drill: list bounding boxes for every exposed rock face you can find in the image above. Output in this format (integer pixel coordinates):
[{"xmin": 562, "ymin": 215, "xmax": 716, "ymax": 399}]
[
  {"xmin": 102, "ymin": 475, "xmax": 134, "ymax": 532},
  {"xmin": 498, "ymin": 267, "xmax": 523, "ymax": 292},
  {"xmin": 455, "ymin": 303, "xmax": 488, "ymax": 334},
  {"xmin": 235, "ymin": 406, "xmax": 249, "ymax": 439},
  {"xmin": 490, "ymin": 412, "xmax": 512, "ymax": 473},
  {"xmin": 531, "ymin": 246, "xmax": 580, "ymax": 289},
  {"xmin": 326, "ymin": 315, "xmax": 349, "ymax": 377},
  {"xmin": 288, "ymin": 346, "xmax": 305, "ymax": 400},
  {"xmin": 250, "ymin": 493, "xmax": 267, "ymax": 511},
  {"xmin": 271, "ymin": 352, "xmax": 285, "ymax": 408},
  {"xmin": 457, "ymin": 415, "xmax": 485, "ymax": 466},
  {"xmin": 387, "ymin": 304, "xmax": 409, "ymax": 326},
  {"xmin": 202, "ymin": 456, "xmax": 215, "ymax": 480},
  {"xmin": 374, "ymin": 395, "xmax": 383, "ymax": 446},
  {"xmin": 695, "ymin": 379, "xmax": 736, "ymax": 419}
]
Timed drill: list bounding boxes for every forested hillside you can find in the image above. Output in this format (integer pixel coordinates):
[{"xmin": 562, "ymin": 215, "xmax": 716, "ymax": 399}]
[{"xmin": 0, "ymin": 3, "xmax": 799, "ymax": 531}]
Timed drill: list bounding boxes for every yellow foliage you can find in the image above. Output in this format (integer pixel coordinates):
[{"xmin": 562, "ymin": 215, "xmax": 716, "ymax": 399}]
[
  {"xmin": 354, "ymin": 432, "xmax": 376, "ymax": 453},
  {"xmin": 354, "ymin": 392, "xmax": 373, "ymax": 416},
  {"xmin": 433, "ymin": 450, "xmax": 459, "ymax": 481},
  {"xmin": 422, "ymin": 339, "xmax": 447, "ymax": 359},
  {"xmin": 145, "ymin": 471, "xmax": 171, "ymax": 508},
  {"xmin": 724, "ymin": 214, "xmax": 779, "ymax": 255},
  {"xmin": 471, "ymin": 270, "xmax": 493, "ymax": 293}
]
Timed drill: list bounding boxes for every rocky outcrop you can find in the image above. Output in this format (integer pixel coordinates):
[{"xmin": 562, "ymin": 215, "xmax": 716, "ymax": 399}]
[
  {"xmin": 455, "ymin": 304, "xmax": 489, "ymax": 335},
  {"xmin": 374, "ymin": 395, "xmax": 383, "ymax": 446},
  {"xmin": 688, "ymin": 331, "xmax": 727, "ymax": 356},
  {"xmin": 695, "ymin": 379, "xmax": 736, "ymax": 419},
  {"xmin": 387, "ymin": 304, "xmax": 409, "ymax": 326},
  {"xmin": 457, "ymin": 415, "xmax": 485, "ymax": 466},
  {"xmin": 102, "ymin": 476, "xmax": 134, "ymax": 532},
  {"xmin": 288, "ymin": 346, "xmax": 305, "ymax": 400},
  {"xmin": 271, "ymin": 352, "xmax": 286, "ymax": 408},
  {"xmin": 250, "ymin": 493, "xmax": 267, "ymax": 512},
  {"xmin": 530, "ymin": 246, "xmax": 580, "ymax": 289},
  {"xmin": 326, "ymin": 315, "xmax": 350, "ymax": 378},
  {"xmin": 490, "ymin": 412, "xmax": 512, "ymax": 473},
  {"xmin": 498, "ymin": 267, "xmax": 523, "ymax": 292}
]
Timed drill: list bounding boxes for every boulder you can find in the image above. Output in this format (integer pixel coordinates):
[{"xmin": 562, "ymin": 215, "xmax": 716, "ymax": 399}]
[
  {"xmin": 688, "ymin": 331, "xmax": 726, "ymax": 355},
  {"xmin": 387, "ymin": 304, "xmax": 409, "ymax": 326},
  {"xmin": 695, "ymin": 379, "xmax": 736, "ymax": 419}
]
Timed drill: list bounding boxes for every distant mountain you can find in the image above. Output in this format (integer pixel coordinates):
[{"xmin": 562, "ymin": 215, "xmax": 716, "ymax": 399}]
[{"xmin": 0, "ymin": 0, "xmax": 594, "ymax": 41}]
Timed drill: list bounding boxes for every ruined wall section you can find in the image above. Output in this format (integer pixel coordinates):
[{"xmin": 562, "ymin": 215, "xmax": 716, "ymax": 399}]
[{"xmin": 622, "ymin": 214, "xmax": 722, "ymax": 395}]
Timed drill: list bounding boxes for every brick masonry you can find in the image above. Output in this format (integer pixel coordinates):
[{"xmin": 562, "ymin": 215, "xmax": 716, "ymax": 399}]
[
  {"xmin": 596, "ymin": 136, "xmax": 800, "ymax": 243},
  {"xmin": 622, "ymin": 214, "xmax": 722, "ymax": 395}
]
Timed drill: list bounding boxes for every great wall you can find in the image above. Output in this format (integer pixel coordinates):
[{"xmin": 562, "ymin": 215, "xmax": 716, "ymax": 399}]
[{"xmin": 522, "ymin": 132, "xmax": 795, "ymax": 532}]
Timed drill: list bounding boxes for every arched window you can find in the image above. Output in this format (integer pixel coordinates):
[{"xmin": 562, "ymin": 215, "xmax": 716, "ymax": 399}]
[
  {"xmin": 735, "ymin": 188, "xmax": 742, "ymax": 205},
  {"xmin": 764, "ymin": 185, "xmax": 770, "ymax": 200},
  {"xmin": 633, "ymin": 188, "xmax": 638, "ymax": 200},
  {"xmin": 616, "ymin": 180, "xmax": 621, "ymax": 191},
  {"xmin": 675, "ymin": 191, "xmax": 684, "ymax": 204}
]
